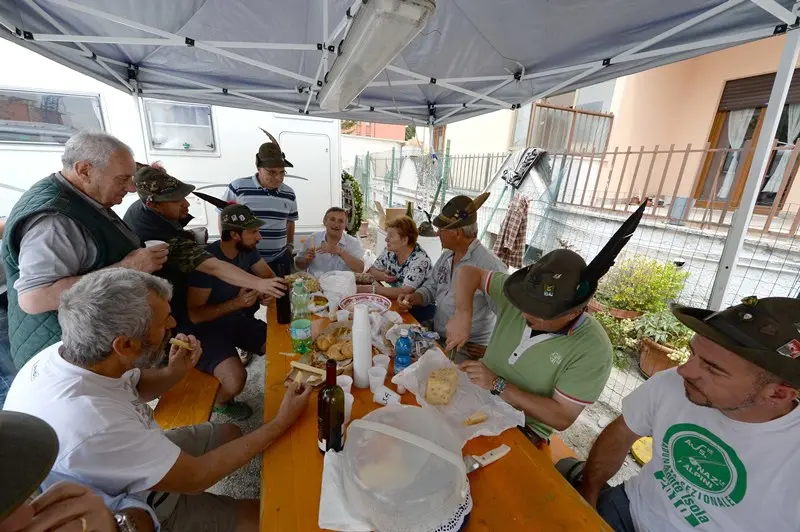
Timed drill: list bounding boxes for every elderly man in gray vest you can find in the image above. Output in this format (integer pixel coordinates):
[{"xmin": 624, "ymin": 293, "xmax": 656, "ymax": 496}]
[{"xmin": 1, "ymin": 131, "xmax": 168, "ymax": 369}]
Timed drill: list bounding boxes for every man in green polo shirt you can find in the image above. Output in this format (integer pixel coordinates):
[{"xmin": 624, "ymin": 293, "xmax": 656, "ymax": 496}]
[{"xmin": 446, "ymin": 204, "xmax": 646, "ymax": 445}]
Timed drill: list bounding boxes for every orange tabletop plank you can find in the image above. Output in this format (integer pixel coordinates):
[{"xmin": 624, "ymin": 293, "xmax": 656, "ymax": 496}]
[{"xmin": 260, "ymin": 303, "xmax": 610, "ymax": 531}]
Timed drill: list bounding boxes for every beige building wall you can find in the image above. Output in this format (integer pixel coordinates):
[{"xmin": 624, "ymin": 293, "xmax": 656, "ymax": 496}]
[
  {"xmin": 443, "ymin": 110, "xmax": 514, "ymax": 154},
  {"xmin": 604, "ymin": 34, "xmax": 800, "ymax": 206}
]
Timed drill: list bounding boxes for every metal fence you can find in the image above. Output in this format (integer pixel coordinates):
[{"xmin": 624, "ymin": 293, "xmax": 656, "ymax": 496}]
[
  {"xmin": 549, "ymin": 142, "xmax": 800, "ymax": 236},
  {"xmin": 352, "ymin": 148, "xmax": 507, "ymax": 216}
]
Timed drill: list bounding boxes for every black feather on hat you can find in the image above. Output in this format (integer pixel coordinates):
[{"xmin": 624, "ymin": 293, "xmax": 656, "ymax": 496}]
[{"xmin": 502, "ymin": 202, "xmax": 647, "ymax": 319}]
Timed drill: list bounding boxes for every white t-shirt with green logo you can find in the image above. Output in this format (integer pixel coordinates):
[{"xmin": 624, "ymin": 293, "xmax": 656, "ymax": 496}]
[{"xmin": 623, "ymin": 368, "xmax": 800, "ymax": 531}]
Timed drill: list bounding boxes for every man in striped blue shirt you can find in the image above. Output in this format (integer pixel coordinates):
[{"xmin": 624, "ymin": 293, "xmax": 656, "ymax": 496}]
[{"xmin": 223, "ymin": 130, "xmax": 298, "ymax": 275}]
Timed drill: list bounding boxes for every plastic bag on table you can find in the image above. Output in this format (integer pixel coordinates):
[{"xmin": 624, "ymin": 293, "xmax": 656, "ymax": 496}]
[
  {"xmin": 391, "ymin": 348, "xmax": 525, "ymax": 443},
  {"xmin": 369, "ymin": 311, "xmax": 403, "ymax": 355},
  {"xmin": 319, "ymin": 271, "xmax": 357, "ymax": 308}
]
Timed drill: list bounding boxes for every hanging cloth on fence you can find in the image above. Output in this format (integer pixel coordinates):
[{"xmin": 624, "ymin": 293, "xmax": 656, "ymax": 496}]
[{"xmin": 492, "ymin": 195, "xmax": 529, "ymax": 268}]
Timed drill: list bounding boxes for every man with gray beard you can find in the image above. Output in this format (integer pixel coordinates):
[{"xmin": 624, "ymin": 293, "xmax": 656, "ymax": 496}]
[{"xmin": 3, "ymin": 268, "xmax": 311, "ymax": 532}]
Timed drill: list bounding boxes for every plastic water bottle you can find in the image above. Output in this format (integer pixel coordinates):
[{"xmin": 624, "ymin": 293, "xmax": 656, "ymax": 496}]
[
  {"xmin": 290, "ymin": 279, "xmax": 312, "ymax": 354},
  {"xmin": 394, "ymin": 329, "xmax": 413, "ymax": 375}
]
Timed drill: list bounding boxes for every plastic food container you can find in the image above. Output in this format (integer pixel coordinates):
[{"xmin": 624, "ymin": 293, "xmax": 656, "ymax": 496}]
[{"xmin": 342, "ymin": 405, "xmax": 469, "ymax": 532}]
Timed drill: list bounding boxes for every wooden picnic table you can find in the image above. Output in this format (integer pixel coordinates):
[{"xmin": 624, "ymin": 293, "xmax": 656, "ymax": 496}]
[{"xmin": 260, "ymin": 303, "xmax": 610, "ymax": 531}]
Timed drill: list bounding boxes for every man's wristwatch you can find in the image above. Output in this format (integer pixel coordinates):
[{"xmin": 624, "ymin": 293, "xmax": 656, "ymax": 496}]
[
  {"xmin": 490, "ymin": 376, "xmax": 507, "ymax": 396},
  {"xmin": 115, "ymin": 513, "xmax": 138, "ymax": 532}
]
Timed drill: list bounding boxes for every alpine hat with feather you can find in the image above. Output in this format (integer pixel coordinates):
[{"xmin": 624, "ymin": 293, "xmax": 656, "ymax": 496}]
[
  {"xmin": 503, "ymin": 202, "xmax": 647, "ymax": 320},
  {"xmin": 256, "ymin": 128, "xmax": 293, "ymax": 169},
  {"xmin": 431, "ymin": 192, "xmax": 490, "ymax": 230}
]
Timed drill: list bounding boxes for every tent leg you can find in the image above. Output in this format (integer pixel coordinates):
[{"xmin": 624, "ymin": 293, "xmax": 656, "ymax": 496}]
[
  {"xmin": 132, "ymin": 85, "xmax": 150, "ymax": 164},
  {"xmin": 708, "ymin": 30, "xmax": 800, "ymax": 309}
]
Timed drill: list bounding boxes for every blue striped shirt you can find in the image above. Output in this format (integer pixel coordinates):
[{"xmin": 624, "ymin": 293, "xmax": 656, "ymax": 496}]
[{"xmin": 223, "ymin": 175, "xmax": 299, "ymax": 261}]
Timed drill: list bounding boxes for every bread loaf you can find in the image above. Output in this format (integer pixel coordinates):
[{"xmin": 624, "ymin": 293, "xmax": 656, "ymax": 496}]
[{"xmin": 425, "ymin": 368, "xmax": 459, "ymax": 405}]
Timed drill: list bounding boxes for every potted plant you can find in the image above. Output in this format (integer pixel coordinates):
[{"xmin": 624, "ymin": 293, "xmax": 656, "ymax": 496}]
[
  {"xmin": 634, "ymin": 309, "xmax": 693, "ymax": 378},
  {"xmin": 594, "ymin": 311, "xmax": 638, "ymax": 370},
  {"xmin": 594, "ymin": 256, "xmax": 688, "ymax": 319}
]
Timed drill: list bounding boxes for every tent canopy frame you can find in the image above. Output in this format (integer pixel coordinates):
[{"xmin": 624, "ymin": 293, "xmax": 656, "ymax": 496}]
[{"xmin": 0, "ymin": 0, "xmax": 797, "ymax": 125}]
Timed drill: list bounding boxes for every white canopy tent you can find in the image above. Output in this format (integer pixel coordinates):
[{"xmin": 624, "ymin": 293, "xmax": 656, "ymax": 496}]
[{"xmin": 1, "ymin": 0, "xmax": 798, "ymax": 307}]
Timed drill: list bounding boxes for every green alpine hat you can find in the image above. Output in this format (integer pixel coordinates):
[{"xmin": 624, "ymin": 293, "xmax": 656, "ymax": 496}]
[
  {"xmin": 503, "ymin": 249, "xmax": 589, "ymax": 320},
  {"xmin": 134, "ymin": 166, "xmax": 195, "ymax": 203},
  {"xmin": 256, "ymin": 128, "xmax": 293, "ymax": 169},
  {"xmin": 672, "ymin": 296, "xmax": 800, "ymax": 387},
  {"xmin": 431, "ymin": 192, "xmax": 490, "ymax": 229},
  {"xmin": 0, "ymin": 412, "xmax": 59, "ymax": 521},
  {"xmin": 503, "ymin": 202, "xmax": 647, "ymax": 319},
  {"xmin": 220, "ymin": 204, "xmax": 265, "ymax": 230}
]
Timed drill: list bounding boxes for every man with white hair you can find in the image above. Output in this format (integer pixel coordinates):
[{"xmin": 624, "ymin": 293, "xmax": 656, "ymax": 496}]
[
  {"xmin": 398, "ymin": 194, "xmax": 507, "ymax": 362},
  {"xmin": 3, "ymin": 268, "xmax": 312, "ymax": 532},
  {"xmin": 1, "ymin": 131, "xmax": 168, "ymax": 369}
]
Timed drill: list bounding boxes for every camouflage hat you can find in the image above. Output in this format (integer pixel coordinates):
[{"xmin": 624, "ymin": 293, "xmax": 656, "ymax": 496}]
[
  {"xmin": 0, "ymin": 411, "xmax": 59, "ymax": 521},
  {"xmin": 220, "ymin": 204, "xmax": 265, "ymax": 230},
  {"xmin": 256, "ymin": 128, "xmax": 293, "ymax": 169},
  {"xmin": 431, "ymin": 192, "xmax": 490, "ymax": 229},
  {"xmin": 673, "ymin": 297, "xmax": 800, "ymax": 387},
  {"xmin": 134, "ymin": 166, "xmax": 195, "ymax": 203}
]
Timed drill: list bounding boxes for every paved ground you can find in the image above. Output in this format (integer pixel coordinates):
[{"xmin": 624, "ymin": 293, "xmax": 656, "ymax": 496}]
[{"xmin": 207, "ymin": 349, "xmax": 266, "ymax": 498}]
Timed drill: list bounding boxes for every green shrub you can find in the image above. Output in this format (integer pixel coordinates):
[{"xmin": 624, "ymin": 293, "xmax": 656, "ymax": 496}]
[
  {"xmin": 596, "ymin": 256, "xmax": 688, "ymax": 313},
  {"xmin": 595, "ymin": 311, "xmax": 638, "ymax": 369},
  {"xmin": 341, "ymin": 170, "xmax": 363, "ymax": 236},
  {"xmin": 635, "ymin": 309, "xmax": 694, "ymax": 364}
]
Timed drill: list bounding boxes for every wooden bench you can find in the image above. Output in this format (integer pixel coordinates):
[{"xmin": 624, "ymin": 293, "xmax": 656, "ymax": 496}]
[{"xmin": 154, "ymin": 368, "xmax": 220, "ymax": 430}]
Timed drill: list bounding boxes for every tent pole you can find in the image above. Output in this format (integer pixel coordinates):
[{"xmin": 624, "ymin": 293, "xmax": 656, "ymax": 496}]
[
  {"xmin": 131, "ymin": 83, "xmax": 150, "ymax": 165},
  {"xmin": 386, "ymin": 66, "xmax": 510, "ymax": 107},
  {"xmin": 389, "ymin": 147, "xmax": 396, "ymax": 206},
  {"xmin": 748, "ymin": 0, "xmax": 797, "ymax": 24},
  {"xmin": 709, "ymin": 30, "xmax": 800, "ymax": 309}
]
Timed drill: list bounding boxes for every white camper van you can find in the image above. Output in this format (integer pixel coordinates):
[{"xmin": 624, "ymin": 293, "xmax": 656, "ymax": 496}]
[{"xmin": 0, "ymin": 40, "xmax": 341, "ymax": 241}]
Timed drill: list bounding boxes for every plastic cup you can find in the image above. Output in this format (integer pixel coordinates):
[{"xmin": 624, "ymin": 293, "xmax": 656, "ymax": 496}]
[
  {"xmin": 336, "ymin": 309, "xmax": 350, "ymax": 322},
  {"xmin": 372, "ymin": 354, "xmax": 390, "ymax": 370},
  {"xmin": 372, "ymin": 385, "xmax": 401, "ymax": 406},
  {"xmin": 336, "ymin": 375, "xmax": 353, "ymax": 394},
  {"xmin": 328, "ymin": 295, "xmax": 341, "ymax": 320},
  {"xmin": 368, "ymin": 366, "xmax": 387, "ymax": 393},
  {"xmin": 144, "ymin": 239, "xmax": 166, "ymax": 248},
  {"xmin": 344, "ymin": 393, "xmax": 354, "ymax": 424}
]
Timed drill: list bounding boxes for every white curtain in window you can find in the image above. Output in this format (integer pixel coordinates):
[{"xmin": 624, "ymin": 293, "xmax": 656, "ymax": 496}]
[
  {"xmin": 763, "ymin": 103, "xmax": 800, "ymax": 193},
  {"xmin": 718, "ymin": 108, "xmax": 755, "ymax": 200}
]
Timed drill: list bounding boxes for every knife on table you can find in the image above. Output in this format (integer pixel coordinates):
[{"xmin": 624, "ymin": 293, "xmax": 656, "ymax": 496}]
[{"xmin": 463, "ymin": 444, "xmax": 511, "ymax": 473}]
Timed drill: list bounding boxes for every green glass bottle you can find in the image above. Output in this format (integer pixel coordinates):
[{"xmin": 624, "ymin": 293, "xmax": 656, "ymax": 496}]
[{"xmin": 317, "ymin": 359, "xmax": 345, "ymax": 453}]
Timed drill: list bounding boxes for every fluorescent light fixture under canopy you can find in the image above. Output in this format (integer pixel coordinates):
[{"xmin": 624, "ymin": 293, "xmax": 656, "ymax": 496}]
[{"xmin": 318, "ymin": 0, "xmax": 436, "ymax": 111}]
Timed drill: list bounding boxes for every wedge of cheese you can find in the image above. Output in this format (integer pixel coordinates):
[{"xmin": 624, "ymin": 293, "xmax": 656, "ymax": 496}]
[
  {"xmin": 425, "ymin": 368, "xmax": 459, "ymax": 405},
  {"xmin": 463, "ymin": 410, "xmax": 488, "ymax": 426}
]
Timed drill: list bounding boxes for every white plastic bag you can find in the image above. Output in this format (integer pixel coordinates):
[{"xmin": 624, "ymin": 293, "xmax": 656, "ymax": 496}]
[
  {"xmin": 391, "ymin": 348, "xmax": 525, "ymax": 443},
  {"xmin": 319, "ymin": 271, "xmax": 357, "ymax": 302},
  {"xmin": 369, "ymin": 311, "xmax": 404, "ymax": 354}
]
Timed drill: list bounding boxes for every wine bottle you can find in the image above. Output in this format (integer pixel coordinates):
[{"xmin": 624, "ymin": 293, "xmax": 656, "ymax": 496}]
[{"xmin": 317, "ymin": 359, "xmax": 345, "ymax": 453}]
